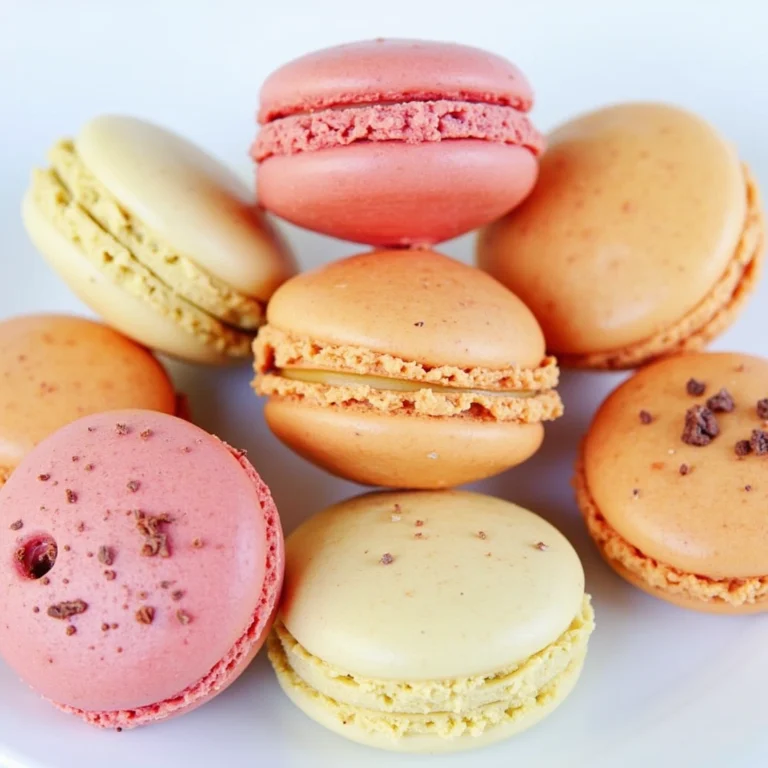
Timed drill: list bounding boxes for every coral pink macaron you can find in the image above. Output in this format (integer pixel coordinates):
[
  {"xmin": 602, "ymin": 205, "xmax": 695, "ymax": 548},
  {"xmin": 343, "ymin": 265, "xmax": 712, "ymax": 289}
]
[
  {"xmin": 252, "ymin": 39, "xmax": 543, "ymax": 246},
  {"xmin": 0, "ymin": 410, "xmax": 283, "ymax": 729}
]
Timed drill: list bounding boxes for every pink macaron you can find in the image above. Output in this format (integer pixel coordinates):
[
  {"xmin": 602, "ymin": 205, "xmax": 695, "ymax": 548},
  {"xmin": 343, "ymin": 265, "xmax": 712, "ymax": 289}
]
[
  {"xmin": 252, "ymin": 39, "xmax": 543, "ymax": 246},
  {"xmin": 0, "ymin": 410, "xmax": 283, "ymax": 729}
]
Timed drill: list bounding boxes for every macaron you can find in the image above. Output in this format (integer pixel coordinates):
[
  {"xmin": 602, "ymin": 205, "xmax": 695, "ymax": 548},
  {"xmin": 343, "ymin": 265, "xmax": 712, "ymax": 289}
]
[
  {"xmin": 269, "ymin": 490, "xmax": 594, "ymax": 753},
  {"xmin": 252, "ymin": 39, "xmax": 543, "ymax": 246},
  {"xmin": 0, "ymin": 410, "xmax": 283, "ymax": 728},
  {"xmin": 575, "ymin": 351, "xmax": 768, "ymax": 613},
  {"xmin": 253, "ymin": 250, "xmax": 562, "ymax": 488},
  {"xmin": 477, "ymin": 102, "xmax": 765, "ymax": 369},
  {"xmin": 24, "ymin": 115, "xmax": 296, "ymax": 364},
  {"xmin": 0, "ymin": 314, "xmax": 178, "ymax": 486}
]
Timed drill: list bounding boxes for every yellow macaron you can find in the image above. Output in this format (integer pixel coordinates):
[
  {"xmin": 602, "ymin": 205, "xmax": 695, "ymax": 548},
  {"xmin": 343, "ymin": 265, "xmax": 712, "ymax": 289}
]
[
  {"xmin": 269, "ymin": 490, "xmax": 594, "ymax": 753},
  {"xmin": 24, "ymin": 115, "xmax": 296, "ymax": 364}
]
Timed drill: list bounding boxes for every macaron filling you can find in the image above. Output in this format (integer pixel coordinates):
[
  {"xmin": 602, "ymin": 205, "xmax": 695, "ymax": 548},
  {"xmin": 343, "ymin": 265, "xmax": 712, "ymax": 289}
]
[
  {"xmin": 253, "ymin": 100, "xmax": 544, "ymax": 161},
  {"xmin": 28, "ymin": 168, "xmax": 254, "ymax": 358},
  {"xmin": 268, "ymin": 596, "xmax": 593, "ymax": 741},
  {"xmin": 575, "ymin": 456, "xmax": 768, "ymax": 608}
]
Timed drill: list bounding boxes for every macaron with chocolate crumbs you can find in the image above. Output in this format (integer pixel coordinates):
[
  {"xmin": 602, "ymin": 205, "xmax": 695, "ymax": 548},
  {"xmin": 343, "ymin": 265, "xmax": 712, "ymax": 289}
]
[
  {"xmin": 269, "ymin": 490, "xmax": 594, "ymax": 753},
  {"xmin": 0, "ymin": 410, "xmax": 283, "ymax": 728},
  {"xmin": 0, "ymin": 314, "xmax": 178, "ymax": 486},
  {"xmin": 575, "ymin": 352, "xmax": 768, "ymax": 612},
  {"xmin": 253, "ymin": 39, "xmax": 543, "ymax": 246},
  {"xmin": 477, "ymin": 103, "xmax": 764, "ymax": 369},
  {"xmin": 253, "ymin": 249, "xmax": 562, "ymax": 488}
]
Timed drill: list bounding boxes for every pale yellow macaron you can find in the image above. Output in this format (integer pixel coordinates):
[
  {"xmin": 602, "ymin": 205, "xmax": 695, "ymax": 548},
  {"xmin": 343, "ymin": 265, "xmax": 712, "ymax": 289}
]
[
  {"xmin": 477, "ymin": 103, "xmax": 764, "ymax": 369},
  {"xmin": 269, "ymin": 490, "xmax": 594, "ymax": 753},
  {"xmin": 23, "ymin": 115, "xmax": 296, "ymax": 364}
]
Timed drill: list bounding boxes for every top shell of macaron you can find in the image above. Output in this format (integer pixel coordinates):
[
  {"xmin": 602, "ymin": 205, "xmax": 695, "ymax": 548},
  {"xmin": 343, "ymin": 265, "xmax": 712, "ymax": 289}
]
[
  {"xmin": 76, "ymin": 115, "xmax": 295, "ymax": 299},
  {"xmin": 265, "ymin": 250, "xmax": 546, "ymax": 370},
  {"xmin": 258, "ymin": 38, "xmax": 534, "ymax": 123}
]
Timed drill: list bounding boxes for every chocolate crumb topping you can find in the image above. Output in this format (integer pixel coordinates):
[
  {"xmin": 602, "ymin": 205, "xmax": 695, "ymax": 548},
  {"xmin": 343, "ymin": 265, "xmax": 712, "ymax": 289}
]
[
  {"xmin": 48, "ymin": 600, "xmax": 88, "ymax": 620},
  {"xmin": 136, "ymin": 512, "xmax": 172, "ymax": 558},
  {"xmin": 414, "ymin": 532, "xmax": 424, "ymax": 539},
  {"xmin": 679, "ymin": 463, "xmax": 690, "ymax": 475},
  {"xmin": 135, "ymin": 606, "xmax": 155, "ymax": 625},
  {"xmin": 682, "ymin": 405, "xmax": 719, "ymax": 446},
  {"xmin": 66, "ymin": 489, "xmax": 77, "ymax": 504},
  {"xmin": 632, "ymin": 488, "xmax": 641, "ymax": 498},
  {"xmin": 41, "ymin": 577, "xmax": 50, "ymax": 586},
  {"xmin": 72, "ymin": 456, "xmax": 79, "ymax": 463},
  {"xmin": 140, "ymin": 429, "xmax": 153, "ymax": 440},
  {"xmin": 192, "ymin": 538, "xmax": 203, "ymax": 548},
  {"xmin": 66, "ymin": 626, "xmax": 76, "ymax": 636},
  {"xmin": 745, "ymin": 485, "xmax": 753, "ymax": 492},
  {"xmin": 757, "ymin": 399, "xmax": 768, "ymax": 420},
  {"xmin": 63, "ymin": 545, "xmax": 70, "ymax": 552},
  {"xmin": 181, "ymin": 446, "xmax": 192, "ymax": 453},
  {"xmin": 33, "ymin": 606, "xmax": 39, "ymax": 613},
  {"xmin": 415, "ymin": 520, "xmax": 424, "ymax": 527},
  {"xmin": 750, "ymin": 429, "xmax": 768, "ymax": 456},
  {"xmin": 139, "ymin": 591, "xmax": 148, "ymax": 600},
  {"xmin": 14, "ymin": 547, "xmax": 24, "ymax": 563},
  {"xmin": 177, "ymin": 610, "xmax": 192, "ymax": 625},
  {"xmin": 9, "ymin": 520, "xmax": 23, "ymax": 531},
  {"xmin": 706, "ymin": 388, "xmax": 735, "ymax": 413},
  {"xmin": 115, "ymin": 423, "xmax": 129, "ymax": 436},
  {"xmin": 639, "ymin": 410, "xmax": 653, "ymax": 425},
  {"xmin": 77, "ymin": 522, "xmax": 85, "ymax": 533},
  {"xmin": 126, "ymin": 480, "xmax": 140, "ymax": 493},
  {"xmin": 380, "ymin": 553, "xmax": 394, "ymax": 565},
  {"xmin": 62, "ymin": 578, "xmax": 69, "ymax": 585},
  {"xmin": 111, "ymin": 623, "xmax": 118, "ymax": 630},
  {"xmin": 101, "ymin": 623, "xmax": 109, "ymax": 632},
  {"xmin": 98, "ymin": 546, "xmax": 114, "ymax": 566},
  {"xmin": 735, "ymin": 440, "xmax": 752, "ymax": 457},
  {"xmin": 37, "ymin": 474, "xmax": 50, "ymax": 482},
  {"xmin": 84, "ymin": 463, "xmax": 95, "ymax": 472},
  {"xmin": 686, "ymin": 378, "xmax": 706, "ymax": 396},
  {"xmin": 534, "ymin": 542, "xmax": 549, "ymax": 551},
  {"xmin": 414, "ymin": 321, "xmax": 424, "ymax": 327},
  {"xmin": 104, "ymin": 570, "xmax": 116, "ymax": 581},
  {"xmin": 160, "ymin": 580, "xmax": 173, "ymax": 590},
  {"xmin": 171, "ymin": 590, "xmax": 184, "ymax": 602},
  {"xmin": 477, "ymin": 531, "xmax": 487, "ymax": 540}
]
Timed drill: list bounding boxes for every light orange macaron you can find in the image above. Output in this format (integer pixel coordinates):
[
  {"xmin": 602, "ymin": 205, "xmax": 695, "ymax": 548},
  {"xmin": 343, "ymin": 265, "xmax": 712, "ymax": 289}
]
[
  {"xmin": 253, "ymin": 250, "xmax": 562, "ymax": 488},
  {"xmin": 477, "ymin": 103, "xmax": 765, "ymax": 369},
  {"xmin": 0, "ymin": 314, "xmax": 178, "ymax": 484},
  {"xmin": 575, "ymin": 351, "xmax": 768, "ymax": 613}
]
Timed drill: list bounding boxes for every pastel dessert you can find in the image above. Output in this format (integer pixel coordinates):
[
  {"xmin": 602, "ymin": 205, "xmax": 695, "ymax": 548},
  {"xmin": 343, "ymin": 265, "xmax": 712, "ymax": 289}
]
[
  {"xmin": 24, "ymin": 115, "xmax": 296, "ymax": 364},
  {"xmin": 0, "ymin": 314, "xmax": 178, "ymax": 486},
  {"xmin": 253, "ymin": 250, "xmax": 562, "ymax": 488},
  {"xmin": 269, "ymin": 490, "xmax": 594, "ymax": 753},
  {"xmin": 478, "ymin": 103, "xmax": 765, "ymax": 369},
  {"xmin": 252, "ymin": 39, "xmax": 543, "ymax": 246},
  {"xmin": 0, "ymin": 410, "xmax": 283, "ymax": 728},
  {"xmin": 575, "ymin": 352, "xmax": 768, "ymax": 613}
]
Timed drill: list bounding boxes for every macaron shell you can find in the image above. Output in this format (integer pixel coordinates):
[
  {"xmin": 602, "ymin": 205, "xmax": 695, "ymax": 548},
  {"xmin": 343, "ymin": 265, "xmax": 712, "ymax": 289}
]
[
  {"xmin": 477, "ymin": 103, "xmax": 749, "ymax": 357},
  {"xmin": 280, "ymin": 490, "xmax": 585, "ymax": 680},
  {"xmin": 78, "ymin": 115, "xmax": 296, "ymax": 299},
  {"xmin": 266, "ymin": 249, "xmax": 546, "ymax": 370},
  {"xmin": 583, "ymin": 352, "xmax": 768, "ymax": 580},
  {"xmin": 23, "ymin": 193, "xmax": 237, "ymax": 365},
  {"xmin": 258, "ymin": 38, "xmax": 534, "ymax": 121},
  {"xmin": 0, "ymin": 315, "xmax": 175, "ymax": 471},
  {"xmin": 264, "ymin": 399, "xmax": 544, "ymax": 488},
  {"xmin": 0, "ymin": 411, "xmax": 271, "ymax": 713},
  {"xmin": 257, "ymin": 141, "xmax": 538, "ymax": 247}
]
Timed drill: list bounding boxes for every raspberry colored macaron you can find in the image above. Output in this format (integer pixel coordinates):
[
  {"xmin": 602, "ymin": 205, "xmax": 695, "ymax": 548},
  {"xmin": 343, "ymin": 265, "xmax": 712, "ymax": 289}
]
[
  {"xmin": 575, "ymin": 352, "xmax": 768, "ymax": 613},
  {"xmin": 252, "ymin": 39, "xmax": 543, "ymax": 246},
  {"xmin": 253, "ymin": 249, "xmax": 561, "ymax": 488},
  {"xmin": 478, "ymin": 103, "xmax": 764, "ymax": 369},
  {"xmin": 0, "ymin": 410, "xmax": 283, "ymax": 728},
  {"xmin": 0, "ymin": 314, "xmax": 178, "ymax": 486}
]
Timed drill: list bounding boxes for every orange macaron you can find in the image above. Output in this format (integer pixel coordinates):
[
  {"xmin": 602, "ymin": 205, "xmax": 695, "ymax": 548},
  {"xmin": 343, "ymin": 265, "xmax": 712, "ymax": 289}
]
[
  {"xmin": 253, "ymin": 250, "xmax": 562, "ymax": 488},
  {"xmin": 575, "ymin": 351, "xmax": 768, "ymax": 613},
  {"xmin": 478, "ymin": 103, "xmax": 764, "ymax": 369}
]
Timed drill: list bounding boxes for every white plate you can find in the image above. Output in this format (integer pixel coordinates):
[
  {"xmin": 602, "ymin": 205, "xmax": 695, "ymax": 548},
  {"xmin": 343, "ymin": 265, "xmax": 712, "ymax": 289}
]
[{"xmin": 1, "ymin": 2, "xmax": 767, "ymax": 767}]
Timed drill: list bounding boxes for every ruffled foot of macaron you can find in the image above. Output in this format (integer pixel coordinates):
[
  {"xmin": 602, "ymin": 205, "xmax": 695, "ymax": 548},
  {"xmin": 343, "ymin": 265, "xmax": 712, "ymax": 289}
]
[
  {"xmin": 269, "ymin": 490, "xmax": 594, "ymax": 753},
  {"xmin": 252, "ymin": 39, "xmax": 543, "ymax": 246},
  {"xmin": 478, "ymin": 103, "xmax": 765, "ymax": 369},
  {"xmin": 253, "ymin": 249, "xmax": 562, "ymax": 488},
  {"xmin": 576, "ymin": 352, "xmax": 768, "ymax": 612},
  {"xmin": 0, "ymin": 410, "xmax": 283, "ymax": 728},
  {"xmin": 24, "ymin": 115, "xmax": 296, "ymax": 364}
]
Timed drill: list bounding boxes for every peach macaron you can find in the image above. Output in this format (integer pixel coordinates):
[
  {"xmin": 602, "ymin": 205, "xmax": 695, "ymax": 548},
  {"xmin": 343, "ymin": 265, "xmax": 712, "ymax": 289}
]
[
  {"xmin": 0, "ymin": 314, "xmax": 178, "ymax": 486},
  {"xmin": 252, "ymin": 39, "xmax": 543, "ymax": 246},
  {"xmin": 575, "ymin": 351, "xmax": 768, "ymax": 613},
  {"xmin": 478, "ymin": 103, "xmax": 764, "ymax": 368},
  {"xmin": 0, "ymin": 410, "xmax": 283, "ymax": 728},
  {"xmin": 253, "ymin": 250, "xmax": 562, "ymax": 488}
]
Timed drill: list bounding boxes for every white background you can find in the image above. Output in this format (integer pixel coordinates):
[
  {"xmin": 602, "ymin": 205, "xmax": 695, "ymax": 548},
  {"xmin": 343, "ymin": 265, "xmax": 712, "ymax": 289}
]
[{"xmin": 2, "ymin": 1, "xmax": 768, "ymax": 766}]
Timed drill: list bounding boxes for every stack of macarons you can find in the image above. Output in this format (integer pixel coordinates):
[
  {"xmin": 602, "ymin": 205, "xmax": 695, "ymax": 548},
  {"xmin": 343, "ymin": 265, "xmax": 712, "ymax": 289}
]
[{"xmin": 2, "ymin": 30, "xmax": 766, "ymax": 758}]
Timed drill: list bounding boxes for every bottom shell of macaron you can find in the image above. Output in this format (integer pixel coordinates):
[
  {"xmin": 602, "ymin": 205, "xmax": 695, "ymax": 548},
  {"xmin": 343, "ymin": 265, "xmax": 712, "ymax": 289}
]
[{"xmin": 267, "ymin": 597, "xmax": 594, "ymax": 753}]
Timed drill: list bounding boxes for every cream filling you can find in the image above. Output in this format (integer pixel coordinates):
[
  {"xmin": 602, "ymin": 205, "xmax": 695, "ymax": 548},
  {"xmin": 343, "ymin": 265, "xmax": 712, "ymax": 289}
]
[{"xmin": 279, "ymin": 369, "xmax": 536, "ymax": 397}]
